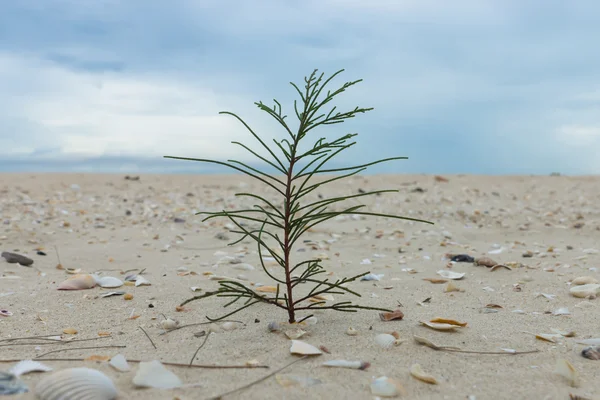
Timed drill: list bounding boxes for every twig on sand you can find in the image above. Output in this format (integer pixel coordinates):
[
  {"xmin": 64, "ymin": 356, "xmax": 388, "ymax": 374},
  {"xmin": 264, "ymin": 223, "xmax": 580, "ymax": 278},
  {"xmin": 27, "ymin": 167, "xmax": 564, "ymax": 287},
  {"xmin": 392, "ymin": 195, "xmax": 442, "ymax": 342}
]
[
  {"xmin": 139, "ymin": 326, "xmax": 157, "ymax": 349},
  {"xmin": 441, "ymin": 348, "xmax": 540, "ymax": 355},
  {"xmin": 207, "ymin": 356, "xmax": 307, "ymax": 400},
  {"xmin": 188, "ymin": 331, "xmax": 210, "ymax": 367},
  {"xmin": 34, "ymin": 345, "xmax": 126, "ymax": 359},
  {"xmin": 0, "ymin": 358, "xmax": 269, "ymax": 369}
]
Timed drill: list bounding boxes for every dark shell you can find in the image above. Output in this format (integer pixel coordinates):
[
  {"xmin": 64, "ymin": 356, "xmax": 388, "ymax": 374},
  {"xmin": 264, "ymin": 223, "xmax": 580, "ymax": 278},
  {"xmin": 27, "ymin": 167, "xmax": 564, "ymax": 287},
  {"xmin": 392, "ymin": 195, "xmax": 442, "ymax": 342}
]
[{"xmin": 582, "ymin": 345, "xmax": 600, "ymax": 360}]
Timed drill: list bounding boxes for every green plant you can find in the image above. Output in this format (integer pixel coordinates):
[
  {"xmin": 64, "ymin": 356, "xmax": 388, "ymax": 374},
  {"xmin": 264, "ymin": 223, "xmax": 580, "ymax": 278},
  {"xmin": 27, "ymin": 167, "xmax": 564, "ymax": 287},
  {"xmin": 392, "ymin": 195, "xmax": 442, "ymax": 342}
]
[{"xmin": 165, "ymin": 69, "xmax": 433, "ymax": 323}]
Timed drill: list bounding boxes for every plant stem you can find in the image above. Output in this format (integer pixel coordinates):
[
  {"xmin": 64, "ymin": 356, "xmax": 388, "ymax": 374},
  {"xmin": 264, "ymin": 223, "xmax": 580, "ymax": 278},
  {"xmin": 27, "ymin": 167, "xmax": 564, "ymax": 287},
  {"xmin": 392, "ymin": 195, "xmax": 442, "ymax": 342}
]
[{"xmin": 283, "ymin": 153, "xmax": 297, "ymax": 323}]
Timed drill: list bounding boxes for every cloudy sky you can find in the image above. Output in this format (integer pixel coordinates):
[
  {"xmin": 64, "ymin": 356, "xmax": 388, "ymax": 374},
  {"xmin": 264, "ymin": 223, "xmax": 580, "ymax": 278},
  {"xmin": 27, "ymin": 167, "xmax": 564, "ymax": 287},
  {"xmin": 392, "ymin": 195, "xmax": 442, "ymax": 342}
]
[{"xmin": 1, "ymin": 0, "xmax": 599, "ymax": 174}]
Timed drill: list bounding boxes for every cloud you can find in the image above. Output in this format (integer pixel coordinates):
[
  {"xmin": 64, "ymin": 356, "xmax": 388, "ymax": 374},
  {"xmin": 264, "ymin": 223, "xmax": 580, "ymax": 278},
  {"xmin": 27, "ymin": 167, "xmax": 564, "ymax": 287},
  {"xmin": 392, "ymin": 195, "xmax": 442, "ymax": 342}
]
[{"xmin": 1, "ymin": 0, "xmax": 600, "ymax": 174}]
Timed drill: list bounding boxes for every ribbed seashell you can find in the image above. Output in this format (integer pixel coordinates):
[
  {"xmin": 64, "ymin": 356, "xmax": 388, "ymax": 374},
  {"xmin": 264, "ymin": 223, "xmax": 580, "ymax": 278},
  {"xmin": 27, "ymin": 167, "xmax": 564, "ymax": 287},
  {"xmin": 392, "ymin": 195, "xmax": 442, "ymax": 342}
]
[
  {"xmin": 94, "ymin": 276, "xmax": 124, "ymax": 289},
  {"xmin": 374, "ymin": 333, "xmax": 400, "ymax": 349},
  {"xmin": 322, "ymin": 360, "xmax": 370, "ymax": 370},
  {"xmin": 569, "ymin": 284, "xmax": 600, "ymax": 298},
  {"xmin": 57, "ymin": 274, "xmax": 97, "ymax": 290},
  {"xmin": 35, "ymin": 368, "xmax": 118, "ymax": 400}
]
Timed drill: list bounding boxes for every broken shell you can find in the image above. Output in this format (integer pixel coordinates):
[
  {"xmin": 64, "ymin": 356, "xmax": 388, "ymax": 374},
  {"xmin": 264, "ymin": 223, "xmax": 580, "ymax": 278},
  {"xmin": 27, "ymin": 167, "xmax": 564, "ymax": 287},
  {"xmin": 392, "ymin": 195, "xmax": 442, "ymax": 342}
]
[
  {"xmin": 444, "ymin": 282, "xmax": 463, "ymax": 293},
  {"xmin": 430, "ymin": 317, "xmax": 467, "ymax": 327},
  {"xmin": 255, "ymin": 285, "xmax": 277, "ymax": 293},
  {"xmin": 419, "ymin": 321, "xmax": 463, "ymax": 331},
  {"xmin": 289, "ymin": 340, "xmax": 322, "ymax": 356},
  {"xmin": 35, "ymin": 367, "xmax": 118, "ymax": 400},
  {"xmin": 375, "ymin": 333, "xmax": 400, "ymax": 349},
  {"xmin": 8, "ymin": 360, "xmax": 52, "ymax": 377},
  {"xmin": 571, "ymin": 276, "xmax": 599, "ymax": 286},
  {"xmin": 346, "ymin": 327, "xmax": 358, "ymax": 336},
  {"xmin": 554, "ymin": 359, "xmax": 580, "ymax": 387},
  {"xmin": 132, "ymin": 360, "xmax": 182, "ymax": 389},
  {"xmin": 370, "ymin": 376, "xmax": 405, "ymax": 397},
  {"xmin": 582, "ymin": 345, "xmax": 600, "ymax": 360},
  {"xmin": 379, "ymin": 309, "xmax": 404, "ymax": 321},
  {"xmin": 109, "ymin": 354, "xmax": 130, "ymax": 372},
  {"xmin": 303, "ymin": 316, "xmax": 318, "ymax": 326},
  {"xmin": 569, "ymin": 284, "xmax": 600, "ymax": 298},
  {"xmin": 322, "ymin": 360, "xmax": 370, "ymax": 370},
  {"xmin": 436, "ymin": 270, "xmax": 465, "ymax": 280},
  {"xmin": 474, "ymin": 257, "xmax": 498, "ymax": 267},
  {"xmin": 160, "ymin": 318, "xmax": 178, "ymax": 330},
  {"xmin": 57, "ymin": 274, "xmax": 96, "ymax": 290},
  {"xmin": 285, "ymin": 328, "xmax": 308, "ymax": 340},
  {"xmin": 94, "ymin": 276, "xmax": 124, "ymax": 288},
  {"xmin": 409, "ymin": 364, "xmax": 438, "ymax": 384},
  {"xmin": 135, "ymin": 275, "xmax": 151, "ymax": 287}
]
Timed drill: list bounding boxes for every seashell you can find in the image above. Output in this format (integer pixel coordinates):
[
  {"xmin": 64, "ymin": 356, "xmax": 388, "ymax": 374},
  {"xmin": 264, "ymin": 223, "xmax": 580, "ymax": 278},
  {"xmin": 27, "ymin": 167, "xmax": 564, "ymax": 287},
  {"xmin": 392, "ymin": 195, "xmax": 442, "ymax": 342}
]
[
  {"xmin": 322, "ymin": 360, "xmax": 370, "ymax": 370},
  {"xmin": 57, "ymin": 274, "xmax": 96, "ymax": 290},
  {"xmin": 554, "ymin": 359, "xmax": 580, "ymax": 387},
  {"xmin": 571, "ymin": 276, "xmax": 599, "ymax": 286},
  {"xmin": 35, "ymin": 367, "xmax": 118, "ymax": 400},
  {"xmin": 535, "ymin": 333, "xmax": 562, "ymax": 343},
  {"xmin": 8, "ymin": 360, "xmax": 52, "ymax": 376},
  {"xmin": 370, "ymin": 376, "xmax": 405, "ymax": 397},
  {"xmin": 132, "ymin": 360, "xmax": 182, "ymax": 389},
  {"xmin": 553, "ymin": 307, "xmax": 570, "ymax": 315},
  {"xmin": 135, "ymin": 275, "xmax": 151, "ymax": 287},
  {"xmin": 285, "ymin": 328, "xmax": 307, "ymax": 340},
  {"xmin": 65, "ymin": 268, "xmax": 82, "ymax": 274},
  {"xmin": 310, "ymin": 294, "xmax": 334, "ymax": 302},
  {"xmin": 419, "ymin": 321, "xmax": 463, "ymax": 331},
  {"xmin": 576, "ymin": 338, "xmax": 600, "ymax": 346},
  {"xmin": 232, "ymin": 263, "xmax": 254, "ymax": 271},
  {"xmin": 0, "ymin": 371, "xmax": 28, "ymax": 395},
  {"xmin": 160, "ymin": 318, "xmax": 178, "ymax": 330},
  {"xmin": 289, "ymin": 340, "xmax": 322, "ymax": 356},
  {"xmin": 569, "ymin": 284, "xmax": 600, "ymax": 298},
  {"xmin": 474, "ymin": 257, "xmax": 498, "ymax": 267},
  {"xmin": 379, "ymin": 309, "xmax": 404, "ymax": 321},
  {"xmin": 346, "ymin": 327, "xmax": 358, "ymax": 336},
  {"xmin": 444, "ymin": 282, "xmax": 463, "ymax": 292},
  {"xmin": 430, "ymin": 317, "xmax": 467, "ymax": 327},
  {"xmin": 409, "ymin": 364, "xmax": 438, "ymax": 384},
  {"xmin": 302, "ymin": 316, "xmax": 318, "ymax": 326},
  {"xmin": 190, "ymin": 287, "xmax": 202, "ymax": 292},
  {"xmin": 267, "ymin": 322, "xmax": 281, "ymax": 332},
  {"xmin": 109, "ymin": 354, "xmax": 130, "ymax": 372},
  {"xmin": 255, "ymin": 285, "xmax": 277, "ymax": 293},
  {"xmin": 360, "ymin": 273, "xmax": 384, "ymax": 281},
  {"xmin": 221, "ymin": 322, "xmax": 238, "ymax": 331},
  {"xmin": 436, "ymin": 270, "xmax": 465, "ymax": 280},
  {"xmin": 375, "ymin": 333, "xmax": 401, "ymax": 349},
  {"xmin": 94, "ymin": 276, "xmax": 123, "ymax": 289},
  {"xmin": 581, "ymin": 345, "xmax": 600, "ymax": 360},
  {"xmin": 100, "ymin": 291, "xmax": 125, "ymax": 298}
]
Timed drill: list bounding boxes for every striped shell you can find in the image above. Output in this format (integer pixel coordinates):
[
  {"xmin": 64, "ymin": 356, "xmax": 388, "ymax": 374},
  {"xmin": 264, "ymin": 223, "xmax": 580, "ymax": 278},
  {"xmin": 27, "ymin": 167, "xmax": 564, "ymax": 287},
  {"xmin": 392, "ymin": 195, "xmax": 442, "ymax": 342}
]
[{"xmin": 35, "ymin": 368, "xmax": 117, "ymax": 400}]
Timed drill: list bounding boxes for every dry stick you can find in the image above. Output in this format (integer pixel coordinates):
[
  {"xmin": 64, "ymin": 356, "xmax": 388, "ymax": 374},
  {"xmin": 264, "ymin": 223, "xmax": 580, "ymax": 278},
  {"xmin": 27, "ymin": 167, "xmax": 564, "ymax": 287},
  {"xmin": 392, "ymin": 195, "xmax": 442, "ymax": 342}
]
[
  {"xmin": 207, "ymin": 356, "xmax": 307, "ymax": 400},
  {"xmin": 34, "ymin": 345, "xmax": 126, "ymax": 359},
  {"xmin": 188, "ymin": 331, "xmax": 210, "ymax": 367},
  {"xmin": 441, "ymin": 348, "xmax": 540, "ymax": 355},
  {"xmin": 0, "ymin": 358, "xmax": 269, "ymax": 369},
  {"xmin": 0, "ymin": 334, "xmax": 63, "ymax": 342},
  {"xmin": 160, "ymin": 320, "xmax": 245, "ymax": 335},
  {"xmin": 138, "ymin": 326, "xmax": 157, "ymax": 349},
  {"xmin": 0, "ymin": 336, "xmax": 113, "ymax": 347}
]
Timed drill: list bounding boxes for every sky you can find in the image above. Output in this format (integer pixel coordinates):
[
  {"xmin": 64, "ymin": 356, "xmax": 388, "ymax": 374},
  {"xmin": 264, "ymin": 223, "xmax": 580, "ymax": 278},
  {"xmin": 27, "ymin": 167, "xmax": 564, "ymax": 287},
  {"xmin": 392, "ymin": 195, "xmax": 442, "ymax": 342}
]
[{"xmin": 1, "ymin": 0, "xmax": 599, "ymax": 175}]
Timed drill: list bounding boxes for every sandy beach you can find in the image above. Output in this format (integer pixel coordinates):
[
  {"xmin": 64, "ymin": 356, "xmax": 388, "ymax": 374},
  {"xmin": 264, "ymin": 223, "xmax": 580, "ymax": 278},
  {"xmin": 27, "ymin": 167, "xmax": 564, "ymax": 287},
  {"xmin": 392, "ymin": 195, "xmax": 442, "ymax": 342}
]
[{"xmin": 0, "ymin": 172, "xmax": 599, "ymax": 400}]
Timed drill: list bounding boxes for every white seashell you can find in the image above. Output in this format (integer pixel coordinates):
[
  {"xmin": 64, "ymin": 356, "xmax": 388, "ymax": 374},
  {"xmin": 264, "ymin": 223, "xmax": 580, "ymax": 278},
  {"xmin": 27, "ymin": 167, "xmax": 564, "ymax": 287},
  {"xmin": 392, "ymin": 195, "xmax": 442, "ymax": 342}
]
[
  {"xmin": 8, "ymin": 360, "xmax": 52, "ymax": 376},
  {"xmin": 221, "ymin": 322, "xmax": 238, "ymax": 331},
  {"xmin": 190, "ymin": 287, "xmax": 202, "ymax": 292},
  {"xmin": 135, "ymin": 275, "xmax": 151, "ymax": 287},
  {"xmin": 571, "ymin": 276, "xmax": 599, "ymax": 285},
  {"xmin": 267, "ymin": 322, "xmax": 281, "ymax": 332},
  {"xmin": 94, "ymin": 276, "xmax": 123, "ymax": 289},
  {"xmin": 437, "ymin": 270, "xmax": 465, "ymax": 280},
  {"xmin": 374, "ymin": 333, "xmax": 400, "ymax": 349},
  {"xmin": 132, "ymin": 360, "xmax": 182, "ymax": 389},
  {"xmin": 303, "ymin": 316, "xmax": 318, "ymax": 326},
  {"xmin": 370, "ymin": 376, "xmax": 404, "ymax": 397},
  {"xmin": 569, "ymin": 283, "xmax": 600, "ymax": 298},
  {"xmin": 109, "ymin": 354, "xmax": 130, "ymax": 372},
  {"xmin": 232, "ymin": 263, "xmax": 254, "ymax": 271},
  {"xmin": 346, "ymin": 327, "xmax": 358, "ymax": 336},
  {"xmin": 35, "ymin": 367, "xmax": 118, "ymax": 400},
  {"xmin": 289, "ymin": 340, "xmax": 322, "ymax": 356},
  {"xmin": 360, "ymin": 273, "xmax": 383, "ymax": 281},
  {"xmin": 576, "ymin": 338, "xmax": 600, "ymax": 346},
  {"xmin": 322, "ymin": 360, "xmax": 370, "ymax": 370},
  {"xmin": 284, "ymin": 328, "xmax": 307, "ymax": 340},
  {"xmin": 552, "ymin": 307, "xmax": 570, "ymax": 315},
  {"xmin": 160, "ymin": 318, "xmax": 178, "ymax": 330}
]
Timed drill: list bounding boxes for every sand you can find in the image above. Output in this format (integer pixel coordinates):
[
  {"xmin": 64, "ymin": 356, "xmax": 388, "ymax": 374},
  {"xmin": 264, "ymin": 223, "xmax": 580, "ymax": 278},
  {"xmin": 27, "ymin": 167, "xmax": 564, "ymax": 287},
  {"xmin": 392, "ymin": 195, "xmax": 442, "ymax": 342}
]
[{"xmin": 0, "ymin": 172, "xmax": 599, "ymax": 400}]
